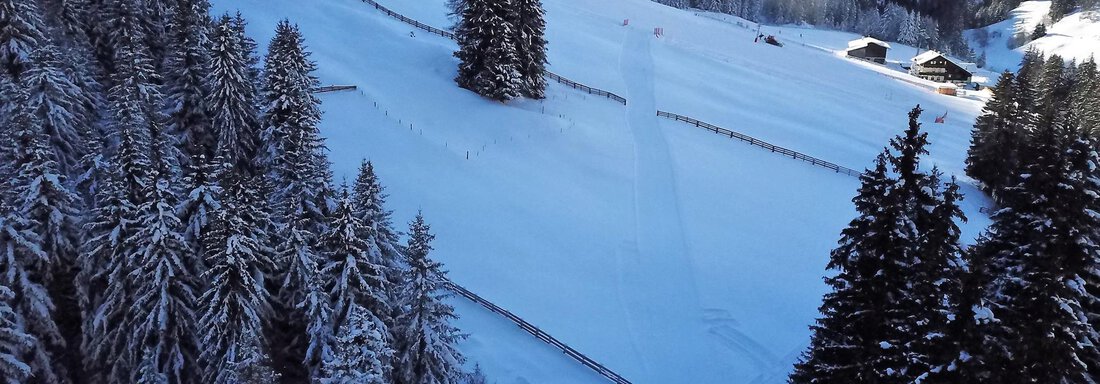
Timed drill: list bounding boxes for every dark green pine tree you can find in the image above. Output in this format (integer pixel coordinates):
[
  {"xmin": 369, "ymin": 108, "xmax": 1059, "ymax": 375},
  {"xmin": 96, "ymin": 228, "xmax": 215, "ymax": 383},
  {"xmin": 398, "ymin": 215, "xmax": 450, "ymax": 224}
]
[
  {"xmin": 164, "ymin": 0, "xmax": 215, "ymax": 169},
  {"xmin": 1061, "ymin": 128, "xmax": 1100, "ymax": 379},
  {"xmin": 198, "ymin": 161, "xmax": 278, "ymax": 384},
  {"xmin": 0, "ymin": 0, "xmax": 46, "ymax": 80},
  {"xmin": 394, "ymin": 213, "xmax": 466, "ymax": 384},
  {"xmin": 2, "ymin": 81, "xmax": 68, "ymax": 384},
  {"xmin": 259, "ymin": 19, "xmax": 332, "ymax": 382},
  {"xmin": 1071, "ymin": 58, "xmax": 1100, "ymax": 136},
  {"xmin": 966, "ymin": 71, "xmax": 1021, "ymax": 198},
  {"xmin": 790, "ymin": 154, "xmax": 900, "ymax": 384},
  {"xmin": 1035, "ymin": 55, "xmax": 1071, "ymax": 129},
  {"xmin": 981, "ymin": 113, "xmax": 1096, "ymax": 383},
  {"xmin": 454, "ymin": 0, "xmax": 523, "ymax": 101},
  {"xmin": 321, "ymin": 187, "xmax": 390, "ymax": 352},
  {"xmin": 13, "ymin": 107, "xmax": 83, "ymax": 383},
  {"xmin": 23, "ymin": 45, "xmax": 91, "ymax": 176},
  {"xmin": 351, "ymin": 161, "xmax": 404, "ymax": 334},
  {"xmin": 208, "ymin": 14, "xmax": 263, "ymax": 175},
  {"xmin": 0, "ymin": 280, "xmax": 34, "ymax": 383},
  {"xmin": 514, "ymin": 0, "xmax": 548, "ymax": 99}
]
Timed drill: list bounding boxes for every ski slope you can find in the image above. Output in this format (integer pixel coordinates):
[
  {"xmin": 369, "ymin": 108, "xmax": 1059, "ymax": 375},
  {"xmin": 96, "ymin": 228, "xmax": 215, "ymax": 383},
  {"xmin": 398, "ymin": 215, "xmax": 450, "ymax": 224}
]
[
  {"xmin": 211, "ymin": 0, "xmax": 994, "ymax": 382},
  {"xmin": 968, "ymin": 1, "xmax": 1100, "ymax": 72}
]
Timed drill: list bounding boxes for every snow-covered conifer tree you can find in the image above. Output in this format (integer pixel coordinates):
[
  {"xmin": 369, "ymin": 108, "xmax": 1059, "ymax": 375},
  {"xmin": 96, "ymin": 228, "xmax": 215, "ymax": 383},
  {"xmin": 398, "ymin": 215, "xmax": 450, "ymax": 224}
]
[
  {"xmin": 514, "ymin": 0, "xmax": 548, "ymax": 99},
  {"xmin": 23, "ymin": 46, "xmax": 90, "ymax": 176},
  {"xmin": 319, "ymin": 304, "xmax": 389, "ymax": 384},
  {"xmin": 454, "ymin": 0, "xmax": 523, "ymax": 101},
  {"xmin": 164, "ymin": 0, "xmax": 215, "ymax": 168},
  {"xmin": 0, "ymin": 282, "xmax": 33, "ymax": 384},
  {"xmin": 0, "ymin": 0, "xmax": 46, "ymax": 80},
  {"xmin": 198, "ymin": 164, "xmax": 276, "ymax": 384},
  {"xmin": 208, "ymin": 14, "xmax": 263, "ymax": 175},
  {"xmin": 395, "ymin": 213, "xmax": 465, "ymax": 384}
]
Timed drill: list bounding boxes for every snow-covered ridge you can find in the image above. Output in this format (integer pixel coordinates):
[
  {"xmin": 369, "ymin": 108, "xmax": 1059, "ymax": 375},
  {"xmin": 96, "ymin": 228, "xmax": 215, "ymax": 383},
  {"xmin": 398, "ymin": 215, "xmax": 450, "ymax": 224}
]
[{"xmin": 968, "ymin": 1, "xmax": 1100, "ymax": 72}]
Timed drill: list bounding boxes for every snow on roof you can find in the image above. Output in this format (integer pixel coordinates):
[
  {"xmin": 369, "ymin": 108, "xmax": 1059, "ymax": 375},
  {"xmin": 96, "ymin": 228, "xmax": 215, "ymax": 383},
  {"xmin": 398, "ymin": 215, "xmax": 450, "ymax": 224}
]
[
  {"xmin": 847, "ymin": 37, "xmax": 891, "ymax": 50},
  {"xmin": 938, "ymin": 82, "xmax": 959, "ymax": 88},
  {"xmin": 912, "ymin": 50, "xmax": 946, "ymax": 64}
]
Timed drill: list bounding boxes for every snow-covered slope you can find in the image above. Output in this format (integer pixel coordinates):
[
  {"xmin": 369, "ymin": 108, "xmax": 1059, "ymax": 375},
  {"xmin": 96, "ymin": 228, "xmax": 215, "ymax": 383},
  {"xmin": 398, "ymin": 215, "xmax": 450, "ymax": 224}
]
[
  {"xmin": 968, "ymin": 1, "xmax": 1100, "ymax": 72},
  {"xmin": 211, "ymin": 0, "xmax": 993, "ymax": 382}
]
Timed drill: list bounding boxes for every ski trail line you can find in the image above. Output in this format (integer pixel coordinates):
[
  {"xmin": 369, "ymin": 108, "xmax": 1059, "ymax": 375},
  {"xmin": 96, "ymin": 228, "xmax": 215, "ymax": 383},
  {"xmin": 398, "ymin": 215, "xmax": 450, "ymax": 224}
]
[{"xmin": 618, "ymin": 30, "xmax": 718, "ymax": 383}]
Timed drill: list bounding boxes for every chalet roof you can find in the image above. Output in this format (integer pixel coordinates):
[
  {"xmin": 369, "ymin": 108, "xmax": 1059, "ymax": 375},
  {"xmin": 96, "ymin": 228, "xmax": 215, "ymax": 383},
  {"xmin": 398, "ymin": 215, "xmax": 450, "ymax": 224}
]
[
  {"xmin": 912, "ymin": 50, "xmax": 946, "ymax": 64},
  {"xmin": 847, "ymin": 37, "xmax": 891, "ymax": 50}
]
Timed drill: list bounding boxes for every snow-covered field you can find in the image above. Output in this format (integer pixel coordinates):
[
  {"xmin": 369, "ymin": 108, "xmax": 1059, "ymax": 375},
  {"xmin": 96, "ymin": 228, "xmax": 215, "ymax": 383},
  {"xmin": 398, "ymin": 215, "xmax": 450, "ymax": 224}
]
[
  {"xmin": 968, "ymin": 1, "xmax": 1100, "ymax": 72},
  {"xmin": 212, "ymin": 0, "xmax": 994, "ymax": 382}
]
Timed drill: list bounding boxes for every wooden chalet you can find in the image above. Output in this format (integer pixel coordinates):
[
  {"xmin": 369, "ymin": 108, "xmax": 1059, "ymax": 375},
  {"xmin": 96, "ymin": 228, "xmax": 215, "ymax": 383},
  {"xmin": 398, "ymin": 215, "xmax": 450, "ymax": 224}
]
[
  {"xmin": 910, "ymin": 51, "xmax": 973, "ymax": 85},
  {"xmin": 846, "ymin": 37, "xmax": 890, "ymax": 64}
]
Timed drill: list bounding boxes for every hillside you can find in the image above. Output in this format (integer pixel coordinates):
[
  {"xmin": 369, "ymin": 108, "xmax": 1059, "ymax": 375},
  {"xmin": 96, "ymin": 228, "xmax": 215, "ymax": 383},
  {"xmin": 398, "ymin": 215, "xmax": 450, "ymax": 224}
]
[
  {"xmin": 968, "ymin": 0, "xmax": 1100, "ymax": 72},
  {"xmin": 211, "ymin": 0, "xmax": 994, "ymax": 382}
]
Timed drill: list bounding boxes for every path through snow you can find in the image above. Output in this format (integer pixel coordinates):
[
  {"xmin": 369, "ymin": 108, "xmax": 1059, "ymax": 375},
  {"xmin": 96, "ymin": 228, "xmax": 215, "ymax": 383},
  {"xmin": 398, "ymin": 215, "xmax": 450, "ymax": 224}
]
[{"xmin": 617, "ymin": 30, "xmax": 726, "ymax": 382}]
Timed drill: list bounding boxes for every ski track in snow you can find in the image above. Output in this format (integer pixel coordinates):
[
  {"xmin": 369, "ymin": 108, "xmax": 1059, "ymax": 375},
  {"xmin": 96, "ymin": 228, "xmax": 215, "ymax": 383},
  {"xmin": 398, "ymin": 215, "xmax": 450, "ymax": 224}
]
[{"xmin": 618, "ymin": 30, "xmax": 720, "ymax": 383}]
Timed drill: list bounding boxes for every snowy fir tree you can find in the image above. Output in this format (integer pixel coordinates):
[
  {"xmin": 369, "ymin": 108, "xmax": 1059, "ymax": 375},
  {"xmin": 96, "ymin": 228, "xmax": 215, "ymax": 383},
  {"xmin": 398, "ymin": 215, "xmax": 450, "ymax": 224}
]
[
  {"xmin": 163, "ymin": 0, "xmax": 215, "ymax": 168},
  {"xmin": 351, "ymin": 161, "xmax": 405, "ymax": 332},
  {"xmin": 23, "ymin": 45, "xmax": 91, "ymax": 176},
  {"xmin": 514, "ymin": 0, "xmax": 548, "ymax": 99},
  {"xmin": 972, "ymin": 114, "xmax": 1099, "ymax": 383},
  {"xmin": 454, "ymin": 0, "xmax": 523, "ymax": 101},
  {"xmin": 1, "ymin": 82, "xmax": 69, "ymax": 384},
  {"xmin": 792, "ymin": 107, "xmax": 967, "ymax": 383},
  {"xmin": 125, "ymin": 165, "xmax": 201, "ymax": 382},
  {"xmin": 198, "ymin": 166, "xmax": 277, "ymax": 384},
  {"xmin": 967, "ymin": 71, "xmax": 1022, "ymax": 198},
  {"xmin": 319, "ymin": 304, "xmax": 389, "ymax": 384},
  {"xmin": 12, "ymin": 108, "xmax": 83, "ymax": 380},
  {"xmin": 208, "ymin": 14, "xmax": 263, "ymax": 175},
  {"xmin": 396, "ymin": 213, "xmax": 466, "ymax": 384},
  {"xmin": 0, "ymin": 282, "xmax": 33, "ymax": 384},
  {"xmin": 260, "ymin": 19, "xmax": 332, "ymax": 382},
  {"xmin": 0, "ymin": 0, "xmax": 46, "ymax": 80},
  {"xmin": 176, "ymin": 157, "xmax": 221, "ymax": 269},
  {"xmin": 321, "ymin": 188, "xmax": 390, "ymax": 349}
]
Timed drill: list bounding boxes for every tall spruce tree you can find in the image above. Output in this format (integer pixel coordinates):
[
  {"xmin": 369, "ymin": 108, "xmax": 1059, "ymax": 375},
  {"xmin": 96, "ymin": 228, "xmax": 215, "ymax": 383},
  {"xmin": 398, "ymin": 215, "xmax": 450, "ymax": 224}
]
[
  {"xmin": 514, "ymin": 0, "xmax": 547, "ymax": 99},
  {"xmin": 13, "ymin": 107, "xmax": 82, "ymax": 383},
  {"xmin": 454, "ymin": 0, "xmax": 523, "ymax": 101},
  {"xmin": 208, "ymin": 14, "xmax": 262, "ymax": 175},
  {"xmin": 793, "ymin": 107, "xmax": 965, "ymax": 383},
  {"xmin": 395, "ymin": 213, "xmax": 465, "ymax": 384},
  {"xmin": 351, "ymin": 161, "xmax": 404, "ymax": 332},
  {"xmin": 319, "ymin": 304, "xmax": 389, "ymax": 384},
  {"xmin": 789, "ymin": 155, "xmax": 900, "ymax": 383},
  {"xmin": 979, "ymin": 113, "xmax": 1097, "ymax": 383},
  {"xmin": 967, "ymin": 71, "xmax": 1021, "ymax": 198},
  {"xmin": 0, "ymin": 0, "xmax": 46, "ymax": 80},
  {"xmin": 3, "ymin": 82, "xmax": 68, "ymax": 384},
  {"xmin": 321, "ymin": 188, "xmax": 390, "ymax": 347},
  {"xmin": 163, "ymin": 0, "xmax": 215, "ymax": 168},
  {"xmin": 260, "ymin": 19, "xmax": 331, "ymax": 382},
  {"xmin": 0, "ymin": 281, "xmax": 33, "ymax": 384},
  {"xmin": 198, "ymin": 165, "xmax": 277, "ymax": 384},
  {"xmin": 23, "ymin": 46, "xmax": 90, "ymax": 176}
]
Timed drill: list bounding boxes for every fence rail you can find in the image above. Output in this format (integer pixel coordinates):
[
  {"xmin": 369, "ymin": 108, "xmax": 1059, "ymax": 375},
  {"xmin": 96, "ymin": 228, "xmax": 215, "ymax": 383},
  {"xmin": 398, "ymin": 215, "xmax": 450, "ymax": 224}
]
[
  {"xmin": 313, "ymin": 85, "xmax": 358, "ymax": 93},
  {"xmin": 358, "ymin": 0, "xmax": 627, "ymax": 105},
  {"xmin": 443, "ymin": 280, "xmax": 633, "ymax": 384},
  {"xmin": 657, "ymin": 111, "xmax": 863, "ymax": 178}
]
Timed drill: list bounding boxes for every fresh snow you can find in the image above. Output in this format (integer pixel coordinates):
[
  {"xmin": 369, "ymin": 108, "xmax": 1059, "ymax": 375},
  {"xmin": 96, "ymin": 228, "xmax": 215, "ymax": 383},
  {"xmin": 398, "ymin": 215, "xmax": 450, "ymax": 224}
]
[
  {"xmin": 211, "ymin": 0, "xmax": 994, "ymax": 382},
  {"xmin": 968, "ymin": 1, "xmax": 1100, "ymax": 72}
]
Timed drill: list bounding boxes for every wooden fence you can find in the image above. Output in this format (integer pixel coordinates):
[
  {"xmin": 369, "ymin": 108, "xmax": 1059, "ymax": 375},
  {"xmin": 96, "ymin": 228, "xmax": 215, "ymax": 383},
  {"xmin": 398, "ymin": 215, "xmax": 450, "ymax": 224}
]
[
  {"xmin": 313, "ymin": 85, "xmax": 358, "ymax": 93},
  {"xmin": 443, "ymin": 280, "xmax": 633, "ymax": 384},
  {"xmin": 657, "ymin": 111, "xmax": 863, "ymax": 178},
  {"xmin": 358, "ymin": 0, "xmax": 628, "ymax": 105}
]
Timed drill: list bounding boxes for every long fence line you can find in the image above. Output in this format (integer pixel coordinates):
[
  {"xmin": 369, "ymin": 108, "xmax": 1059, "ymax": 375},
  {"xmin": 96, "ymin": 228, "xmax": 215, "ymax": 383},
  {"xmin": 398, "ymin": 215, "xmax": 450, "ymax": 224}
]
[
  {"xmin": 443, "ymin": 280, "xmax": 633, "ymax": 384},
  {"xmin": 313, "ymin": 85, "xmax": 358, "ymax": 93},
  {"xmin": 657, "ymin": 111, "xmax": 864, "ymax": 177},
  {"xmin": 358, "ymin": 0, "xmax": 628, "ymax": 105}
]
